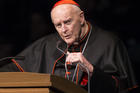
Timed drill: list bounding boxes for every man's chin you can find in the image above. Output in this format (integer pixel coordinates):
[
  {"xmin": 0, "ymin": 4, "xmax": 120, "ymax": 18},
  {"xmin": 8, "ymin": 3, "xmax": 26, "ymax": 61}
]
[{"xmin": 65, "ymin": 39, "xmax": 74, "ymax": 45}]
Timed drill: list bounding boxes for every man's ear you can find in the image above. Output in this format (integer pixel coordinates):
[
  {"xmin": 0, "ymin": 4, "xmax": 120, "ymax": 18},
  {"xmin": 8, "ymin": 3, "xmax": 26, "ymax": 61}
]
[{"xmin": 80, "ymin": 11, "xmax": 85, "ymax": 26}]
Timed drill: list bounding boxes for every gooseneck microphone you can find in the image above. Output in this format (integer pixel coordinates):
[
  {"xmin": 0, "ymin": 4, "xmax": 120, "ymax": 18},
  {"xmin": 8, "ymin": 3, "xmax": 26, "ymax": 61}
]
[
  {"xmin": 0, "ymin": 56, "xmax": 25, "ymax": 72},
  {"xmin": 0, "ymin": 56, "xmax": 25, "ymax": 62},
  {"xmin": 56, "ymin": 41, "xmax": 91, "ymax": 93}
]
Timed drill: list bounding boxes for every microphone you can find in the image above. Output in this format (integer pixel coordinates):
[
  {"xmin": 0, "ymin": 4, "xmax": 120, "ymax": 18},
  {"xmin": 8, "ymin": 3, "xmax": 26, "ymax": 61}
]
[
  {"xmin": 0, "ymin": 56, "xmax": 25, "ymax": 62},
  {"xmin": 78, "ymin": 63, "xmax": 90, "ymax": 93},
  {"xmin": 56, "ymin": 41, "xmax": 91, "ymax": 93},
  {"xmin": 0, "ymin": 56, "xmax": 25, "ymax": 72}
]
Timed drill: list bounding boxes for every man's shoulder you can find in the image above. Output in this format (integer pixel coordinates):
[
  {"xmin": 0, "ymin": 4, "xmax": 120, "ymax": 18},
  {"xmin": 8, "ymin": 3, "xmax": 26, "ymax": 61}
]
[
  {"xmin": 37, "ymin": 32, "xmax": 58, "ymax": 42},
  {"xmin": 17, "ymin": 32, "xmax": 59, "ymax": 55},
  {"xmin": 94, "ymin": 26, "xmax": 121, "ymax": 43},
  {"xmin": 31, "ymin": 32, "xmax": 59, "ymax": 45},
  {"xmin": 89, "ymin": 25, "xmax": 122, "ymax": 48},
  {"xmin": 22, "ymin": 33, "xmax": 58, "ymax": 50}
]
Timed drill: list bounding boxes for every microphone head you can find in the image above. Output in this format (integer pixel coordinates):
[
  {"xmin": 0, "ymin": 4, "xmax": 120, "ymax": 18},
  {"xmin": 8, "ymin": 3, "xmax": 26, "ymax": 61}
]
[{"xmin": 0, "ymin": 56, "xmax": 25, "ymax": 62}]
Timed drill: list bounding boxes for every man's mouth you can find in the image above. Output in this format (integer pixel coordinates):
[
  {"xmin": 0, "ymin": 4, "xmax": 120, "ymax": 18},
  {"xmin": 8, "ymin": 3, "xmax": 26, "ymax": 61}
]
[{"xmin": 64, "ymin": 35, "xmax": 71, "ymax": 39}]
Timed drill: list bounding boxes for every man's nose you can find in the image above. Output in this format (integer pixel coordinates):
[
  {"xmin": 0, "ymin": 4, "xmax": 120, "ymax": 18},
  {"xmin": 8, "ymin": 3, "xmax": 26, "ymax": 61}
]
[{"xmin": 61, "ymin": 24, "xmax": 67, "ymax": 33}]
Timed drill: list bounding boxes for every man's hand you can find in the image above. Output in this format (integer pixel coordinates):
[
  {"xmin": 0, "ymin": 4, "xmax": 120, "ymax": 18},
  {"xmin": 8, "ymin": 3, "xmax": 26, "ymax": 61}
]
[{"xmin": 66, "ymin": 52, "xmax": 94, "ymax": 76}]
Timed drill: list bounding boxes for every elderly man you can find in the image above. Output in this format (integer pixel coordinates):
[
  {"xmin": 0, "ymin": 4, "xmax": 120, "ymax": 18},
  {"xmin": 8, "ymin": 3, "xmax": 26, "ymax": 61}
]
[{"xmin": 14, "ymin": 0, "xmax": 137, "ymax": 93}]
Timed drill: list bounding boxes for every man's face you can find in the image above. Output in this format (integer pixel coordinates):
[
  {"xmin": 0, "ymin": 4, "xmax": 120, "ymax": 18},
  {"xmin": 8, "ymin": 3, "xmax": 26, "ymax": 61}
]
[{"xmin": 51, "ymin": 4, "xmax": 83, "ymax": 45}]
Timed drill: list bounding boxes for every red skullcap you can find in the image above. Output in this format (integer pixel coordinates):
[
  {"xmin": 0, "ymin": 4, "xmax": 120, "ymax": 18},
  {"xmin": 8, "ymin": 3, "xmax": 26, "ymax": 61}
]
[{"xmin": 52, "ymin": 0, "xmax": 80, "ymax": 9}]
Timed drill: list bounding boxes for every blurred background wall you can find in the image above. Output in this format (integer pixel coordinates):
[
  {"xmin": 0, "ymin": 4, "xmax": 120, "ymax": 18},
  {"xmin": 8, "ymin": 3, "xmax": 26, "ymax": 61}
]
[{"xmin": 0, "ymin": 0, "xmax": 139, "ymax": 92}]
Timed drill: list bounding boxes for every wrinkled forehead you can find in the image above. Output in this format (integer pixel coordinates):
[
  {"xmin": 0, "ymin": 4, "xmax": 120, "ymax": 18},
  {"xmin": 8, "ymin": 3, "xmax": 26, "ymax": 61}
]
[
  {"xmin": 52, "ymin": 0, "xmax": 80, "ymax": 10},
  {"xmin": 51, "ymin": 4, "xmax": 76, "ymax": 15},
  {"xmin": 51, "ymin": 5, "xmax": 73, "ymax": 23},
  {"xmin": 51, "ymin": 4, "xmax": 76, "ymax": 20}
]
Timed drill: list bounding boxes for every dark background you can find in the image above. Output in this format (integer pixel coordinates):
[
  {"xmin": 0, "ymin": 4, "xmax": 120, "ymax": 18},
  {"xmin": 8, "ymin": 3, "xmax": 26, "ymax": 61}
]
[{"xmin": 0, "ymin": 0, "xmax": 139, "ymax": 92}]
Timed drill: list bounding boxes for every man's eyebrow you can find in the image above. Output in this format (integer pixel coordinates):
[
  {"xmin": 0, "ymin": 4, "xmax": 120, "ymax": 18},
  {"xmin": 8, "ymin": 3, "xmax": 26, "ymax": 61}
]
[{"xmin": 65, "ymin": 18, "xmax": 71, "ymax": 22}]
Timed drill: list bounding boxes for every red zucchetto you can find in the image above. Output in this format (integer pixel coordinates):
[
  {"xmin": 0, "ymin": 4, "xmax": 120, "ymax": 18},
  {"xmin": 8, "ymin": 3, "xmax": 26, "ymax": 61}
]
[{"xmin": 52, "ymin": 0, "xmax": 80, "ymax": 9}]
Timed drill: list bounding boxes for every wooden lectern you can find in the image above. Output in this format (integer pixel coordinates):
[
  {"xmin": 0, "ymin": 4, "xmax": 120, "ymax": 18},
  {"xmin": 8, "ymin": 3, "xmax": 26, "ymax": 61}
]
[{"xmin": 0, "ymin": 72, "xmax": 87, "ymax": 93}]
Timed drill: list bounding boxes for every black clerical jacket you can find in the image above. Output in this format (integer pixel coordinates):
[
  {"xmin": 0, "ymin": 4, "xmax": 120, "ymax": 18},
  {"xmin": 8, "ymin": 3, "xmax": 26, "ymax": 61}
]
[{"xmin": 10, "ymin": 24, "xmax": 137, "ymax": 93}]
